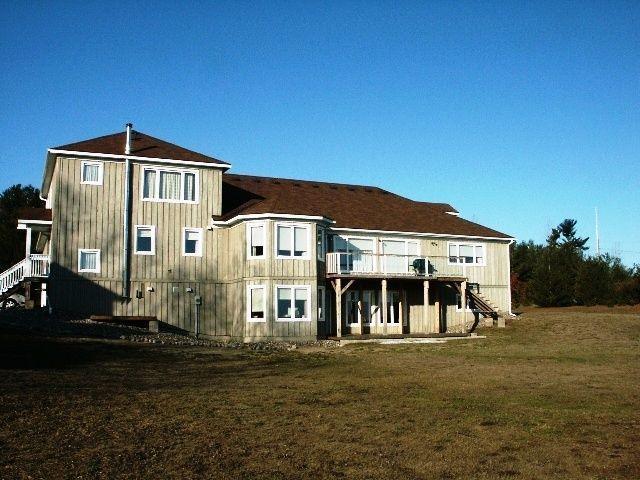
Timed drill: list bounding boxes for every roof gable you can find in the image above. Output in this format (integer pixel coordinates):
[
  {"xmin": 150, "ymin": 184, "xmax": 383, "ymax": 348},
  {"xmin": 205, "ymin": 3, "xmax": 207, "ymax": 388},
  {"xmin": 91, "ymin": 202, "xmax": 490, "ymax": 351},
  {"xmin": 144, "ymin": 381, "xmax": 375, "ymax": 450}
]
[{"xmin": 53, "ymin": 130, "xmax": 229, "ymax": 166}]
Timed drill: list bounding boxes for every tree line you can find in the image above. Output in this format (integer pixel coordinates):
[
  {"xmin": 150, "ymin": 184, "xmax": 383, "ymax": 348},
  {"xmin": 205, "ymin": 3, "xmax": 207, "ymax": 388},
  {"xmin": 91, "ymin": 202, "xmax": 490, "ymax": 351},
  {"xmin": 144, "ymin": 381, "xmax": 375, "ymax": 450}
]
[
  {"xmin": 0, "ymin": 184, "xmax": 43, "ymax": 272},
  {"xmin": 511, "ymin": 219, "xmax": 640, "ymax": 307}
]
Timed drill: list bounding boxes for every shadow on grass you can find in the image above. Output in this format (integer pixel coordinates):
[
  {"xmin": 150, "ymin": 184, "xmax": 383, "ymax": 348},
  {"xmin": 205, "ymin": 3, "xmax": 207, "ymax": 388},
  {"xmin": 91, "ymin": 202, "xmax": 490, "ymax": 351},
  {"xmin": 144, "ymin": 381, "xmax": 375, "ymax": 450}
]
[{"xmin": 0, "ymin": 333, "xmax": 163, "ymax": 370}]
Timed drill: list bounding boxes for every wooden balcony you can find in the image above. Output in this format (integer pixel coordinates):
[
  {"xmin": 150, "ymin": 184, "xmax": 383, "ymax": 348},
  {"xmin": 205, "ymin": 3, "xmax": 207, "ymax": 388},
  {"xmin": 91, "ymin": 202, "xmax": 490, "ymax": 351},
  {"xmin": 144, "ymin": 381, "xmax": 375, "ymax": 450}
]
[{"xmin": 325, "ymin": 252, "xmax": 467, "ymax": 280}]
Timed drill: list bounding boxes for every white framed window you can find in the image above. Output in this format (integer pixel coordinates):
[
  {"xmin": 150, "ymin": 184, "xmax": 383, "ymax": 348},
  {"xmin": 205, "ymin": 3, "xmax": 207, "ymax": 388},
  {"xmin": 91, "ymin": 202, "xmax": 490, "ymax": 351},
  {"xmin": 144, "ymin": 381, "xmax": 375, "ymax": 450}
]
[
  {"xmin": 317, "ymin": 227, "xmax": 326, "ymax": 261},
  {"xmin": 183, "ymin": 228, "xmax": 203, "ymax": 256},
  {"xmin": 275, "ymin": 285, "xmax": 311, "ymax": 321},
  {"xmin": 247, "ymin": 221, "xmax": 266, "ymax": 259},
  {"xmin": 318, "ymin": 286, "xmax": 326, "ymax": 322},
  {"xmin": 448, "ymin": 242, "xmax": 486, "ymax": 266},
  {"xmin": 81, "ymin": 161, "xmax": 103, "ymax": 185},
  {"xmin": 275, "ymin": 223, "xmax": 310, "ymax": 259},
  {"xmin": 78, "ymin": 249, "xmax": 100, "ymax": 273},
  {"xmin": 141, "ymin": 166, "xmax": 198, "ymax": 203},
  {"xmin": 247, "ymin": 285, "xmax": 266, "ymax": 322},
  {"xmin": 134, "ymin": 225, "xmax": 156, "ymax": 255}
]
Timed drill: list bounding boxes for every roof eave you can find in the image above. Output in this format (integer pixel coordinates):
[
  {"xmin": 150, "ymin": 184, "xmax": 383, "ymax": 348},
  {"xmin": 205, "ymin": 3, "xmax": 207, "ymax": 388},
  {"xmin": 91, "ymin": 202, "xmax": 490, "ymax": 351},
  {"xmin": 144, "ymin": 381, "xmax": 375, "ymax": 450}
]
[{"xmin": 209, "ymin": 213, "xmax": 335, "ymax": 228}]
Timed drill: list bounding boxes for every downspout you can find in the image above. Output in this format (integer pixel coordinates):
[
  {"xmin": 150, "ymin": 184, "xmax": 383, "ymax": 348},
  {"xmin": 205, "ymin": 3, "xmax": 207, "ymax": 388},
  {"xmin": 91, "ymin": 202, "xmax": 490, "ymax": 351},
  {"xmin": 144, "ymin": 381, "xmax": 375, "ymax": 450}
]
[{"xmin": 122, "ymin": 123, "xmax": 133, "ymax": 299}]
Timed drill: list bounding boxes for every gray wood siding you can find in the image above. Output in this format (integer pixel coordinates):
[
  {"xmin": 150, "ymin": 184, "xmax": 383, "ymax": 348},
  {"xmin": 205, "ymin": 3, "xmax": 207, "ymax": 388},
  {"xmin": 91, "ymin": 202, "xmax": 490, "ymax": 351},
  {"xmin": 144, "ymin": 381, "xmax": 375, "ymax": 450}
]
[
  {"xmin": 49, "ymin": 159, "xmax": 320, "ymax": 340},
  {"xmin": 48, "ymin": 154, "xmax": 509, "ymax": 339}
]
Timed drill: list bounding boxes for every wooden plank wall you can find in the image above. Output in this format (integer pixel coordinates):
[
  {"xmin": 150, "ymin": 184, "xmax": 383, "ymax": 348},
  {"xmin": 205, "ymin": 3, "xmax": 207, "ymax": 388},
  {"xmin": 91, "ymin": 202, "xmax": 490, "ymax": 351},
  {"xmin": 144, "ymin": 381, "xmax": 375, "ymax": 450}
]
[{"xmin": 49, "ymin": 157, "xmax": 321, "ymax": 340}]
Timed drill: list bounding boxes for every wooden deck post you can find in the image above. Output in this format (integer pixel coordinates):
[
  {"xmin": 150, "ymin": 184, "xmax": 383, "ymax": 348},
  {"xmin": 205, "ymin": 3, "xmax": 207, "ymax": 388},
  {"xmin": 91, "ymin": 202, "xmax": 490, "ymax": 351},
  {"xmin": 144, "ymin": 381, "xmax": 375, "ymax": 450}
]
[
  {"xmin": 332, "ymin": 278, "xmax": 354, "ymax": 338},
  {"xmin": 435, "ymin": 285, "xmax": 442, "ymax": 333},
  {"xmin": 423, "ymin": 280, "xmax": 430, "ymax": 333},
  {"xmin": 358, "ymin": 285, "xmax": 364, "ymax": 334},
  {"xmin": 381, "ymin": 279, "xmax": 388, "ymax": 335},
  {"xmin": 401, "ymin": 289, "xmax": 407, "ymax": 333},
  {"xmin": 335, "ymin": 278, "xmax": 342, "ymax": 338},
  {"xmin": 460, "ymin": 280, "xmax": 467, "ymax": 330}
]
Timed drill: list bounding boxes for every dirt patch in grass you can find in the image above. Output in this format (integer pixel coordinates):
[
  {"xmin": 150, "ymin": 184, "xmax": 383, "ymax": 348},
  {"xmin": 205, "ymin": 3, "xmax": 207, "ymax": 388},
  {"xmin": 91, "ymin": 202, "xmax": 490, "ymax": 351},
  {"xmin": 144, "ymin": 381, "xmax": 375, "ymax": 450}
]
[{"xmin": 1, "ymin": 308, "xmax": 639, "ymax": 479}]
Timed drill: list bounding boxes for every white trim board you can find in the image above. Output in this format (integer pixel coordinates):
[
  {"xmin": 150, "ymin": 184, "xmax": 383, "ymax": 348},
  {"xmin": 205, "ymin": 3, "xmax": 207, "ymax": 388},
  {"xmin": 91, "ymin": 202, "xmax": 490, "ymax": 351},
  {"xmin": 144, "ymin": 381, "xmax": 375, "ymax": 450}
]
[
  {"xmin": 48, "ymin": 149, "xmax": 232, "ymax": 169},
  {"xmin": 210, "ymin": 213, "xmax": 334, "ymax": 228},
  {"xmin": 329, "ymin": 227, "xmax": 515, "ymax": 242},
  {"xmin": 17, "ymin": 220, "xmax": 52, "ymax": 227}
]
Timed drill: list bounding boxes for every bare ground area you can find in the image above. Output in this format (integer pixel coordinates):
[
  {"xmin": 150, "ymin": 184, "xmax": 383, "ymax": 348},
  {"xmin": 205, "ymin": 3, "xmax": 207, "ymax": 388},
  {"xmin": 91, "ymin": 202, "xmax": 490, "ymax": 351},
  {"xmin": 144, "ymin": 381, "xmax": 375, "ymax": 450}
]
[{"xmin": 0, "ymin": 308, "xmax": 639, "ymax": 479}]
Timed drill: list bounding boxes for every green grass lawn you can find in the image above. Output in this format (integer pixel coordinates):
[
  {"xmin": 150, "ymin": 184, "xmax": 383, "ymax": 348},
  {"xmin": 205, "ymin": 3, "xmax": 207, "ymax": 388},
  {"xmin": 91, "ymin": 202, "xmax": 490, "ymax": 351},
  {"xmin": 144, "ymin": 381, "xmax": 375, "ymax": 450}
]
[{"xmin": 1, "ymin": 308, "xmax": 639, "ymax": 479}]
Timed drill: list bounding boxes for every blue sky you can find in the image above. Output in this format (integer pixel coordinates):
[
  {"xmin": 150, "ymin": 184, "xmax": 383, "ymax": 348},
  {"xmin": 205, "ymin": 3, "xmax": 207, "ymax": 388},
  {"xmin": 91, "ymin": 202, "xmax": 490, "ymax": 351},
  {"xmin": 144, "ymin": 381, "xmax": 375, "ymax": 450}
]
[{"xmin": 1, "ymin": 1, "xmax": 638, "ymax": 265}]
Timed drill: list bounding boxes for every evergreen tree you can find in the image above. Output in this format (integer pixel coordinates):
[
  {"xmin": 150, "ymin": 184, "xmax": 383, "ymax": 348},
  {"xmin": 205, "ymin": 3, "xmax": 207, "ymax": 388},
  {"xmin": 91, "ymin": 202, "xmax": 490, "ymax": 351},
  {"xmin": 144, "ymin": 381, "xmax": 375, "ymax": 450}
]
[
  {"xmin": 0, "ymin": 184, "xmax": 43, "ymax": 272},
  {"xmin": 529, "ymin": 219, "xmax": 588, "ymax": 307},
  {"xmin": 510, "ymin": 240, "xmax": 543, "ymax": 306},
  {"xmin": 575, "ymin": 257, "xmax": 613, "ymax": 306}
]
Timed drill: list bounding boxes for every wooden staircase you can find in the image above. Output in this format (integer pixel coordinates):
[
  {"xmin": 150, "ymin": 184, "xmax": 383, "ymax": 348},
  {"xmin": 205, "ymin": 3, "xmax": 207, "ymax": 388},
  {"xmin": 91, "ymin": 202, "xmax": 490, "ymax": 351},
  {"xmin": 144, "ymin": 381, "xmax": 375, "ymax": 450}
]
[
  {"xmin": 0, "ymin": 256, "xmax": 50, "ymax": 306},
  {"xmin": 448, "ymin": 281, "xmax": 501, "ymax": 332},
  {"xmin": 466, "ymin": 290, "xmax": 499, "ymax": 321}
]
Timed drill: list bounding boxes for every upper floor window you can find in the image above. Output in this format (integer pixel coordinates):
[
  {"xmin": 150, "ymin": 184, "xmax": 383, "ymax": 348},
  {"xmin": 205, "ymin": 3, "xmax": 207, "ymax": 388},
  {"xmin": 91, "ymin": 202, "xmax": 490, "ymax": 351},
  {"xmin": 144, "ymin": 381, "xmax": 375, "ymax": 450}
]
[
  {"xmin": 134, "ymin": 225, "xmax": 156, "ymax": 255},
  {"xmin": 317, "ymin": 227, "xmax": 326, "ymax": 261},
  {"xmin": 448, "ymin": 242, "xmax": 485, "ymax": 266},
  {"xmin": 78, "ymin": 248, "xmax": 101, "ymax": 273},
  {"xmin": 142, "ymin": 167, "xmax": 198, "ymax": 203},
  {"xmin": 81, "ymin": 161, "xmax": 103, "ymax": 185},
  {"xmin": 247, "ymin": 222, "xmax": 266, "ymax": 259},
  {"xmin": 183, "ymin": 228, "xmax": 203, "ymax": 256},
  {"xmin": 276, "ymin": 223, "xmax": 310, "ymax": 259}
]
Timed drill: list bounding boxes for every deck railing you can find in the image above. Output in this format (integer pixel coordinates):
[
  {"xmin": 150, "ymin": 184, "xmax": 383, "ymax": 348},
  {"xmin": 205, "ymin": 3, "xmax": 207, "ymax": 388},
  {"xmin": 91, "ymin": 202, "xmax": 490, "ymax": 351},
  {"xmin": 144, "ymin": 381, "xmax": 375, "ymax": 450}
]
[
  {"xmin": 326, "ymin": 252, "xmax": 470, "ymax": 277},
  {"xmin": 28, "ymin": 254, "xmax": 51, "ymax": 278}
]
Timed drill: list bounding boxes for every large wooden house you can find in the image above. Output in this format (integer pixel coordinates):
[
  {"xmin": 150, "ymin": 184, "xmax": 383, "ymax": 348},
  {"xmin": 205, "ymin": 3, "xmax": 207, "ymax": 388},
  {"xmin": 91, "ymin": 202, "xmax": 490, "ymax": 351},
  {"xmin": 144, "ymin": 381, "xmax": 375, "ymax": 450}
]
[{"xmin": 2, "ymin": 125, "xmax": 514, "ymax": 340}]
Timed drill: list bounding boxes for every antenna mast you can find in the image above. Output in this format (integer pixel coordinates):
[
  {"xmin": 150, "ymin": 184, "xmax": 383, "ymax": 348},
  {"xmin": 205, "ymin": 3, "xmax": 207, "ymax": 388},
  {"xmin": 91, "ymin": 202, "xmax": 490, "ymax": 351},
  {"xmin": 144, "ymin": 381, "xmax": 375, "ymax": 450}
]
[{"xmin": 595, "ymin": 207, "xmax": 600, "ymax": 256}]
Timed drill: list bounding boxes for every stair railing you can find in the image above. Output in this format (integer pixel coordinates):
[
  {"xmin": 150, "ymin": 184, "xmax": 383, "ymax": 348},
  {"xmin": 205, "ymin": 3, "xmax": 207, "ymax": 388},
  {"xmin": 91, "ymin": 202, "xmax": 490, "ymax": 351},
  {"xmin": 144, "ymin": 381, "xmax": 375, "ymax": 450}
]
[{"xmin": 0, "ymin": 259, "xmax": 26, "ymax": 294}]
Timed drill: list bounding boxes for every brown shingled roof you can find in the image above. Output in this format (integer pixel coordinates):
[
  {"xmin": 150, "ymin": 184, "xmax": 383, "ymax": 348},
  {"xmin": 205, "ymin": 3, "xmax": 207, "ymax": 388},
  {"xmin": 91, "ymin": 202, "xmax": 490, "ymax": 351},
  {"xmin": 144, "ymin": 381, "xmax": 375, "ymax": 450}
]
[
  {"xmin": 216, "ymin": 174, "xmax": 512, "ymax": 239},
  {"xmin": 54, "ymin": 130, "xmax": 229, "ymax": 166}
]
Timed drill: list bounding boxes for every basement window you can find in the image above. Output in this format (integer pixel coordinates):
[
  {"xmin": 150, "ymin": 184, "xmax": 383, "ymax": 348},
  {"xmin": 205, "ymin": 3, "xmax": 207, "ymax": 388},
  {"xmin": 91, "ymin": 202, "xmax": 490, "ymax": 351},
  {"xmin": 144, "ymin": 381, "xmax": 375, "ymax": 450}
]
[
  {"xmin": 456, "ymin": 294, "xmax": 473, "ymax": 312},
  {"xmin": 247, "ymin": 285, "xmax": 266, "ymax": 322},
  {"xmin": 276, "ymin": 286, "xmax": 310, "ymax": 321}
]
